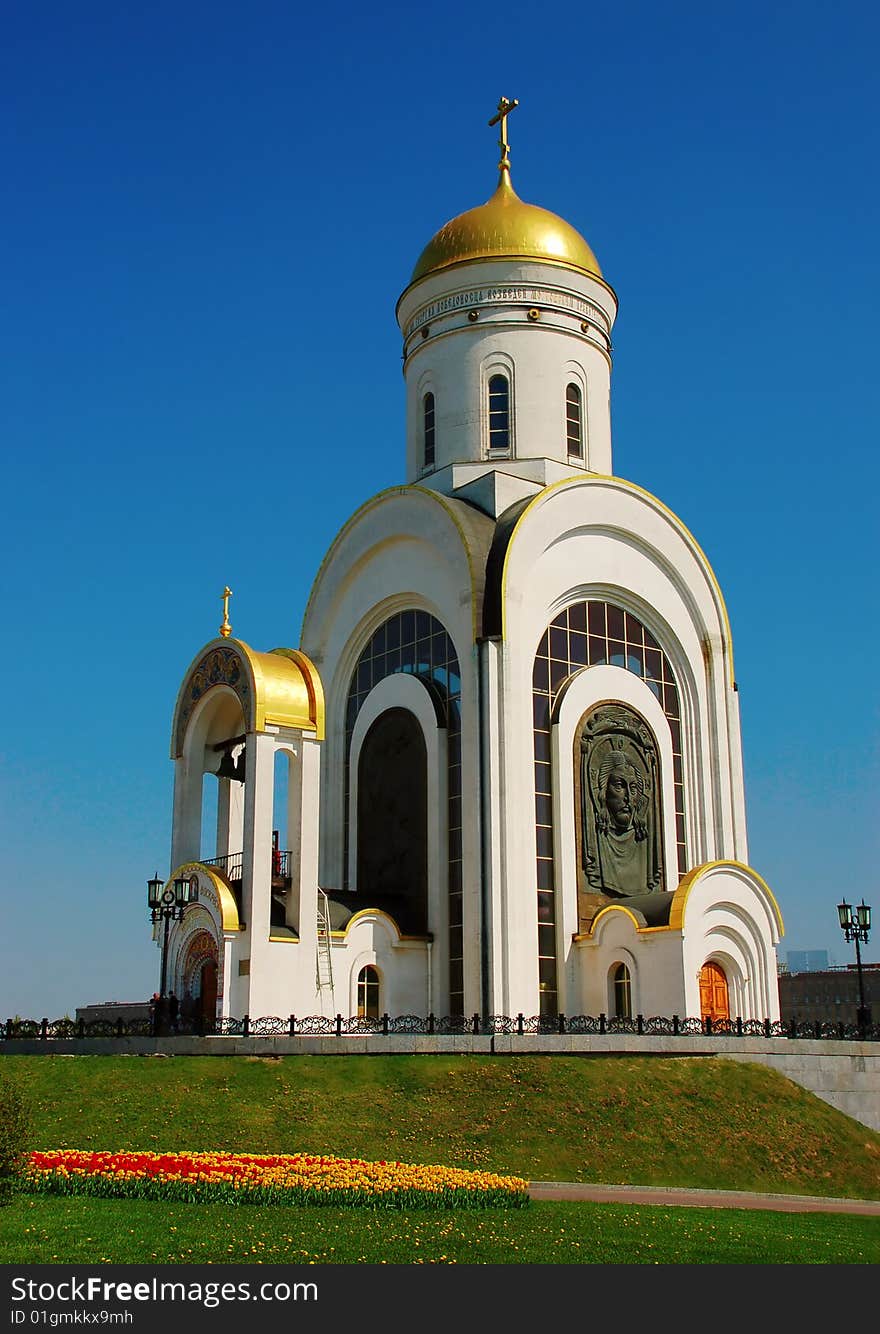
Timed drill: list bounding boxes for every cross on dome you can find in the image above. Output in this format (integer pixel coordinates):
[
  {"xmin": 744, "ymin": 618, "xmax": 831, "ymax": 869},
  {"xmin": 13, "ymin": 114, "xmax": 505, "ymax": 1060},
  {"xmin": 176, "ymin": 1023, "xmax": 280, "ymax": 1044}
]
[
  {"xmin": 219, "ymin": 586, "xmax": 232, "ymax": 638},
  {"xmin": 488, "ymin": 96, "xmax": 519, "ymax": 174}
]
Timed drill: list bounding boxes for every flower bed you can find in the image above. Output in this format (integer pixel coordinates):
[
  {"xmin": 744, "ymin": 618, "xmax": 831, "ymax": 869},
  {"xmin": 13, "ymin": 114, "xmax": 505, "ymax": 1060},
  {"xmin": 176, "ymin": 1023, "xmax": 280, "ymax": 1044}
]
[{"xmin": 25, "ymin": 1150, "xmax": 529, "ymax": 1209}]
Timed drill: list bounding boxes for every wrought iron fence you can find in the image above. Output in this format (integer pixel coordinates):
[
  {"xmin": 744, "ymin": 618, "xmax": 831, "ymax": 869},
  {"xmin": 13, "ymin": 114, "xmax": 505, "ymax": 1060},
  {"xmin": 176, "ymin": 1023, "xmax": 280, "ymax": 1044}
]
[{"xmin": 2, "ymin": 1013, "xmax": 877, "ymax": 1041}]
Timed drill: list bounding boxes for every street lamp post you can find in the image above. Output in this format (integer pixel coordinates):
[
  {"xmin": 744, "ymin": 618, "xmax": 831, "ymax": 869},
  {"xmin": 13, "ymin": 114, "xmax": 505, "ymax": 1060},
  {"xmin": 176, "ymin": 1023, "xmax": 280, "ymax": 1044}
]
[
  {"xmin": 836, "ymin": 899, "xmax": 872, "ymax": 1033},
  {"xmin": 147, "ymin": 874, "xmax": 192, "ymax": 1004}
]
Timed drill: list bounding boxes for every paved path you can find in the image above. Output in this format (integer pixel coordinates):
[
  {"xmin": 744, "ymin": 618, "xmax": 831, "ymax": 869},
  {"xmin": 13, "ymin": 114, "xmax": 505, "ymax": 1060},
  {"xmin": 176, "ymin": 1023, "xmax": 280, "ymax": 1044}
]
[{"xmin": 527, "ymin": 1182, "xmax": 880, "ymax": 1216}]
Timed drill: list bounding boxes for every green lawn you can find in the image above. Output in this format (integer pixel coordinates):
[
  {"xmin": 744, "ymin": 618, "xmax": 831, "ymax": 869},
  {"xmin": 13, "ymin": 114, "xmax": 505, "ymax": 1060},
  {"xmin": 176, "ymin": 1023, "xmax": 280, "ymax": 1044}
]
[
  {"xmin": 2, "ymin": 1194, "xmax": 877, "ymax": 1265},
  {"xmin": 2, "ymin": 1052, "xmax": 879, "ymax": 1264}
]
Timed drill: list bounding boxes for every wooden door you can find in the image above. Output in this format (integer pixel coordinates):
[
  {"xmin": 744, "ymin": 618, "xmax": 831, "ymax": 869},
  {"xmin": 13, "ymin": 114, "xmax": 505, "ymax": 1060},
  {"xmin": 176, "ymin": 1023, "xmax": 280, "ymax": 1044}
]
[
  {"xmin": 200, "ymin": 959, "xmax": 218, "ymax": 1022},
  {"xmin": 699, "ymin": 961, "xmax": 729, "ymax": 1023}
]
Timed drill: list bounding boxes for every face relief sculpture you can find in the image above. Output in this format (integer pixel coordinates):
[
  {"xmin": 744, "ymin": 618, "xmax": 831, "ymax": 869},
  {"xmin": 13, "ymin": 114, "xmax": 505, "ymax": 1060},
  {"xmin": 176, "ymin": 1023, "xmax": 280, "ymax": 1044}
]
[{"xmin": 579, "ymin": 705, "xmax": 664, "ymax": 898}]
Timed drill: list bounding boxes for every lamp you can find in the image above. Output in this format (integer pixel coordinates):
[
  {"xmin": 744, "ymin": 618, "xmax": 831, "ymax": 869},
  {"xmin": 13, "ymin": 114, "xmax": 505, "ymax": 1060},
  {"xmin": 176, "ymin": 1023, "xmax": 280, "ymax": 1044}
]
[
  {"xmin": 147, "ymin": 873, "xmax": 193, "ymax": 1018},
  {"xmin": 836, "ymin": 898, "xmax": 872, "ymax": 1033},
  {"xmin": 147, "ymin": 873, "xmax": 163, "ymax": 911}
]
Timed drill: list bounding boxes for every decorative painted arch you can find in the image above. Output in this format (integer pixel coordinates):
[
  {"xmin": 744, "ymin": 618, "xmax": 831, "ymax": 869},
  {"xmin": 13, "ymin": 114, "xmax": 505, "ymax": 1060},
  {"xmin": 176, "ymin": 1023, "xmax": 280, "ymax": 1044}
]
[{"xmin": 171, "ymin": 639, "xmax": 324, "ymax": 757}]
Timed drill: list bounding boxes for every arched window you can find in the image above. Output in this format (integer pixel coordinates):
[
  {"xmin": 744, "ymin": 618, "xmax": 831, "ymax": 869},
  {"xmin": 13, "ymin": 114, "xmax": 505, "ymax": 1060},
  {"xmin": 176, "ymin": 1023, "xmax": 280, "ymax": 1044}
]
[
  {"xmin": 345, "ymin": 611, "xmax": 463, "ymax": 1011},
  {"xmin": 357, "ymin": 708, "xmax": 428, "ymax": 926},
  {"xmin": 565, "ymin": 383, "xmax": 583, "ymax": 458},
  {"xmin": 357, "ymin": 965, "xmax": 380, "ymax": 1019},
  {"xmin": 532, "ymin": 600, "xmax": 686, "ymax": 1018},
  {"xmin": 488, "ymin": 374, "xmax": 511, "ymax": 452},
  {"xmin": 613, "ymin": 963, "xmax": 632, "ymax": 1019},
  {"xmin": 423, "ymin": 392, "xmax": 435, "ymax": 468}
]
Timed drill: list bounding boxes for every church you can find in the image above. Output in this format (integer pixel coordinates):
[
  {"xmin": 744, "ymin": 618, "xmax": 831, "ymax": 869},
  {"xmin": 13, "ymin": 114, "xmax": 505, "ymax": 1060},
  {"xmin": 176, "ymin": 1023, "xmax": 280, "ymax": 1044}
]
[{"xmin": 157, "ymin": 100, "xmax": 784, "ymax": 1029}]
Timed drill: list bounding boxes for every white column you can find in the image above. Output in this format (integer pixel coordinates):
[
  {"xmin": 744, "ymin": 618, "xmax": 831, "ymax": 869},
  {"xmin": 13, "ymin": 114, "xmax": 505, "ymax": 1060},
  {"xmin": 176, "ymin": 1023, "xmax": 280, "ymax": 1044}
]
[
  {"xmin": 215, "ymin": 776, "xmax": 245, "ymax": 860},
  {"xmin": 240, "ymin": 730, "xmax": 276, "ymax": 1014},
  {"xmin": 171, "ymin": 754, "xmax": 203, "ymax": 871},
  {"xmin": 284, "ymin": 741, "xmax": 303, "ymax": 929},
  {"xmin": 296, "ymin": 736, "xmax": 322, "ymax": 979},
  {"xmin": 479, "ymin": 637, "xmax": 507, "ymax": 1014}
]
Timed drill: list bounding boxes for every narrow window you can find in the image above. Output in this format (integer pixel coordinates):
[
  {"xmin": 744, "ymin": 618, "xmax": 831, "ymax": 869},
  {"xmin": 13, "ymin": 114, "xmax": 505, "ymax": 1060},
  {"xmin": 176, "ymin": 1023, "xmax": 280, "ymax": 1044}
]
[
  {"xmin": 488, "ymin": 374, "xmax": 510, "ymax": 452},
  {"xmin": 613, "ymin": 962, "xmax": 632, "ymax": 1019},
  {"xmin": 566, "ymin": 382, "xmax": 583, "ymax": 458},
  {"xmin": 423, "ymin": 392, "xmax": 435, "ymax": 468},
  {"xmin": 357, "ymin": 965, "xmax": 380, "ymax": 1019}
]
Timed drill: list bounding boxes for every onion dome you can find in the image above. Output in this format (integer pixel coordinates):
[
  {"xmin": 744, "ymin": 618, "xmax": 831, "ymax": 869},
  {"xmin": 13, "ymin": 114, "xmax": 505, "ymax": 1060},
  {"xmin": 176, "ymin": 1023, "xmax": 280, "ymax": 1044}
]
[{"xmin": 410, "ymin": 164, "xmax": 602, "ymax": 284}]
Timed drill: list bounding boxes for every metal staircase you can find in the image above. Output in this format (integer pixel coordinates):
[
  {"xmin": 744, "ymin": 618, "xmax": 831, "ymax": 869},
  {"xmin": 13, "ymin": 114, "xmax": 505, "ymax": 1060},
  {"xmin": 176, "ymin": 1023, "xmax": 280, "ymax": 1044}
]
[{"xmin": 316, "ymin": 889, "xmax": 334, "ymax": 1005}]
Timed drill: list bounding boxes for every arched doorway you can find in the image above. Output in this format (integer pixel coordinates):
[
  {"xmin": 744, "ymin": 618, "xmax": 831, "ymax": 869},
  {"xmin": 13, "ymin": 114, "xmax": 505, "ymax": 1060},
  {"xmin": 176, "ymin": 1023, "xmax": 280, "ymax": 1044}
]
[
  {"xmin": 181, "ymin": 930, "xmax": 219, "ymax": 1026},
  {"xmin": 699, "ymin": 961, "xmax": 730, "ymax": 1024}
]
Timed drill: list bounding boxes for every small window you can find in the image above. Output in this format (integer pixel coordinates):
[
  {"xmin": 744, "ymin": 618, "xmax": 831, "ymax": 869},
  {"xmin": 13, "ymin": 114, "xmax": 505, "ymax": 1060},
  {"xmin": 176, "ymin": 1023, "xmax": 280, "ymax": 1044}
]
[
  {"xmin": 566, "ymin": 383, "xmax": 583, "ymax": 458},
  {"xmin": 613, "ymin": 962, "xmax": 632, "ymax": 1019},
  {"xmin": 357, "ymin": 964, "xmax": 380, "ymax": 1019},
  {"xmin": 488, "ymin": 374, "xmax": 510, "ymax": 452},
  {"xmin": 423, "ymin": 392, "xmax": 435, "ymax": 468}
]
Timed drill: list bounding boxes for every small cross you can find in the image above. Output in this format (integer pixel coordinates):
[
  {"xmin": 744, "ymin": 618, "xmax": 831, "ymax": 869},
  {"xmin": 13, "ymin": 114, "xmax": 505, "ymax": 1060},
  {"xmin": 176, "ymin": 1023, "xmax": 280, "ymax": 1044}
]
[
  {"xmin": 488, "ymin": 96, "xmax": 519, "ymax": 172},
  {"xmin": 219, "ymin": 586, "xmax": 233, "ymax": 638}
]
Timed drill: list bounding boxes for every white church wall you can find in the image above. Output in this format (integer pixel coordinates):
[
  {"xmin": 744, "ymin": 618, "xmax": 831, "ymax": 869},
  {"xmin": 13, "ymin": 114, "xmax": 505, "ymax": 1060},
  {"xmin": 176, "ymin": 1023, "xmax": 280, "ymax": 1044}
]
[
  {"xmin": 484, "ymin": 474, "xmax": 749, "ymax": 1018},
  {"xmin": 573, "ymin": 912, "xmax": 687, "ymax": 1018},
  {"xmin": 501, "ymin": 476, "xmax": 745, "ymax": 867},
  {"xmin": 334, "ymin": 913, "xmax": 431, "ymax": 1017},
  {"xmin": 301, "ymin": 489, "xmax": 488, "ymax": 1013},
  {"xmin": 397, "ymin": 258, "xmax": 616, "ymax": 481},
  {"xmin": 302, "ymin": 492, "xmax": 479, "ymax": 893}
]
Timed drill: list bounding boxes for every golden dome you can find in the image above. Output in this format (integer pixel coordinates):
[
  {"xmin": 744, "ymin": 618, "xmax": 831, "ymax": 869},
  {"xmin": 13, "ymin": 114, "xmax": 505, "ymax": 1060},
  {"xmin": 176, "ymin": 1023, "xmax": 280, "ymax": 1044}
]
[
  {"xmin": 171, "ymin": 639, "xmax": 325, "ymax": 757},
  {"xmin": 410, "ymin": 168, "xmax": 602, "ymax": 284}
]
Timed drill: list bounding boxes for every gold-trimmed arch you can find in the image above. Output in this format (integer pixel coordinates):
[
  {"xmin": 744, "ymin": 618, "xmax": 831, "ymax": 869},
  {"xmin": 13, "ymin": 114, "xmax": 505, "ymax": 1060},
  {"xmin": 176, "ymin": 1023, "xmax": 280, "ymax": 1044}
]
[
  {"xmin": 170, "ymin": 861, "xmax": 242, "ymax": 933},
  {"xmin": 300, "ymin": 485, "xmax": 495, "ymax": 648},
  {"xmin": 171, "ymin": 638, "xmax": 325, "ymax": 757},
  {"xmin": 668, "ymin": 860, "xmax": 784, "ymax": 935},
  {"xmin": 587, "ymin": 904, "xmax": 649, "ymax": 935},
  {"xmin": 330, "ymin": 906, "xmax": 432, "ymax": 944},
  {"xmin": 494, "ymin": 474, "xmax": 738, "ymax": 687}
]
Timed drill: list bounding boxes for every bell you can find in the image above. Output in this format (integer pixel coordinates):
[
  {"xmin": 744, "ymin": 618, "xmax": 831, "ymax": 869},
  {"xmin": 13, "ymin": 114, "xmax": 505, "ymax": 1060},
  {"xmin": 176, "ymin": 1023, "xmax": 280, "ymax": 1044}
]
[{"xmin": 217, "ymin": 748, "xmax": 245, "ymax": 782}]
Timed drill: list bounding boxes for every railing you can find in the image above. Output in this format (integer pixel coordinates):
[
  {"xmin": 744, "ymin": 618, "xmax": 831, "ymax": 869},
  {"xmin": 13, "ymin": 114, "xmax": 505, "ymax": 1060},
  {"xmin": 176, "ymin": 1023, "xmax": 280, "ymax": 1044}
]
[
  {"xmin": 200, "ymin": 850, "xmax": 292, "ymax": 882},
  {"xmin": 201, "ymin": 852, "xmax": 243, "ymax": 881},
  {"xmin": 2, "ymin": 1013, "xmax": 877, "ymax": 1041}
]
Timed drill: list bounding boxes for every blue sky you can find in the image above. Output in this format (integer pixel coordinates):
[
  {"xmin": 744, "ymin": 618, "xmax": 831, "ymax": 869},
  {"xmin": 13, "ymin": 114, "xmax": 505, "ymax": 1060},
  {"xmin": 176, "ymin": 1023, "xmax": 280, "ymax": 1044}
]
[{"xmin": 2, "ymin": 1, "xmax": 878, "ymax": 1019}]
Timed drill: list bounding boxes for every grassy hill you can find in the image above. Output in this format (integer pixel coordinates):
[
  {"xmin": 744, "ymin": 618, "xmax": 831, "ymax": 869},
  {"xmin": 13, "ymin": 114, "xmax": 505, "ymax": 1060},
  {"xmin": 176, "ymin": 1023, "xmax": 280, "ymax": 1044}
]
[
  {"xmin": 2, "ymin": 1053, "xmax": 878, "ymax": 1266},
  {"xmin": 4, "ymin": 1051, "xmax": 880, "ymax": 1200}
]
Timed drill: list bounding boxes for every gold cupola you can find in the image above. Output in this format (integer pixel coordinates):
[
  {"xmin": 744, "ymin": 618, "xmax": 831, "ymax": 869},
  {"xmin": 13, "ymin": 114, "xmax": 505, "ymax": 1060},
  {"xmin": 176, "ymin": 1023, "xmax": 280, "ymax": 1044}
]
[{"xmin": 409, "ymin": 97, "xmax": 602, "ymax": 285}]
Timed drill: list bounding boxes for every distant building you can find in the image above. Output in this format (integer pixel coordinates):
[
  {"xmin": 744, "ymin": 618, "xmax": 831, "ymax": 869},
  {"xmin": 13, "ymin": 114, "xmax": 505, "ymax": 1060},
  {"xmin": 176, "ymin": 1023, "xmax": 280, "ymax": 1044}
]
[
  {"xmin": 786, "ymin": 949, "xmax": 830, "ymax": 974},
  {"xmin": 777, "ymin": 964, "xmax": 878, "ymax": 1026},
  {"xmin": 76, "ymin": 1001, "xmax": 151, "ymax": 1025}
]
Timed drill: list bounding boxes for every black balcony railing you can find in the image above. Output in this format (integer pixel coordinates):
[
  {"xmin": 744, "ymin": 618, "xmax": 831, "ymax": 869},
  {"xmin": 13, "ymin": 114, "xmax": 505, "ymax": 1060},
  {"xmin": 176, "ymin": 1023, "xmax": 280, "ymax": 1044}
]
[
  {"xmin": 2, "ymin": 1013, "xmax": 877, "ymax": 1042},
  {"xmin": 200, "ymin": 850, "xmax": 292, "ymax": 884}
]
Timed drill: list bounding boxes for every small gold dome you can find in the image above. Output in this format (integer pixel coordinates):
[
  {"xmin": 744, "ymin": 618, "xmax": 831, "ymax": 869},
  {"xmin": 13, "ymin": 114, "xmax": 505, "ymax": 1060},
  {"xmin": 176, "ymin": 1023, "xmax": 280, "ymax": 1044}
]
[{"xmin": 410, "ymin": 169, "xmax": 601, "ymax": 284}]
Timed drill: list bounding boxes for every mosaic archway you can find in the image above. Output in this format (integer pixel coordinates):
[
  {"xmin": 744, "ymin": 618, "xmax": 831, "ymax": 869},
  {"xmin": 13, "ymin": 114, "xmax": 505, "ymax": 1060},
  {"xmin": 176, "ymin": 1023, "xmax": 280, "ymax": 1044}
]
[{"xmin": 181, "ymin": 930, "xmax": 220, "ymax": 1022}]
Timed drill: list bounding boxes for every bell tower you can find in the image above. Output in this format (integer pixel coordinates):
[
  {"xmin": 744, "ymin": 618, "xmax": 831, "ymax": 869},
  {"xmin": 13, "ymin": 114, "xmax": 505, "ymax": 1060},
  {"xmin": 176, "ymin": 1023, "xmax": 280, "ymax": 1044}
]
[{"xmin": 396, "ymin": 99, "xmax": 618, "ymax": 518}]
